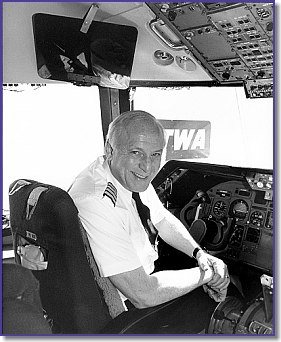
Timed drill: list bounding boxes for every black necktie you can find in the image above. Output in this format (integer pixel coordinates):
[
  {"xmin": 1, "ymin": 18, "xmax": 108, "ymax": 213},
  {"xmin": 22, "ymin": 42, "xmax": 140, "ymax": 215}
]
[{"xmin": 132, "ymin": 192, "xmax": 157, "ymax": 247}]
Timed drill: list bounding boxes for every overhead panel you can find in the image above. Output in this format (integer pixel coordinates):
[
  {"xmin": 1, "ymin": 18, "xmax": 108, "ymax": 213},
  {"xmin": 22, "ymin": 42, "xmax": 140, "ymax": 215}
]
[{"xmin": 146, "ymin": 2, "xmax": 274, "ymax": 98}]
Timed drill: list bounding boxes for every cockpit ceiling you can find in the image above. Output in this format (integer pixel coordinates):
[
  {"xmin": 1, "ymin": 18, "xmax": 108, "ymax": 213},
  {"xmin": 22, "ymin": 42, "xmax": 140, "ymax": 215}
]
[
  {"xmin": 146, "ymin": 2, "xmax": 273, "ymax": 98},
  {"xmin": 3, "ymin": 2, "xmax": 273, "ymax": 98},
  {"xmin": 3, "ymin": 2, "xmax": 212, "ymax": 85}
]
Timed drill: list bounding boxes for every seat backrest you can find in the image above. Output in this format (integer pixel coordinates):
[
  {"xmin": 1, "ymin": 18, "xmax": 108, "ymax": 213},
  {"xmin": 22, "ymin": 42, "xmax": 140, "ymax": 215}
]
[{"xmin": 8, "ymin": 179, "xmax": 124, "ymax": 334}]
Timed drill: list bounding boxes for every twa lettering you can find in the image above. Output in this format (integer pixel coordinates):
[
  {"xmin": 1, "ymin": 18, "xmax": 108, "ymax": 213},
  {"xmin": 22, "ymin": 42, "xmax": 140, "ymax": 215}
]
[
  {"xmin": 165, "ymin": 128, "xmax": 206, "ymax": 151},
  {"xmin": 159, "ymin": 120, "xmax": 211, "ymax": 160}
]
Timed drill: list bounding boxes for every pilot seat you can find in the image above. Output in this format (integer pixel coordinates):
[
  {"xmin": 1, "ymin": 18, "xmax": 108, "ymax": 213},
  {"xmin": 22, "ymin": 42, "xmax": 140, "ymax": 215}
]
[{"xmin": 8, "ymin": 179, "xmax": 125, "ymax": 334}]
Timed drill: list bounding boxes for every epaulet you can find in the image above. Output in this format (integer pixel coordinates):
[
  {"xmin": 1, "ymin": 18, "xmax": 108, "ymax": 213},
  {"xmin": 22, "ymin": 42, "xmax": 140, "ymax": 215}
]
[{"xmin": 103, "ymin": 182, "xmax": 117, "ymax": 207}]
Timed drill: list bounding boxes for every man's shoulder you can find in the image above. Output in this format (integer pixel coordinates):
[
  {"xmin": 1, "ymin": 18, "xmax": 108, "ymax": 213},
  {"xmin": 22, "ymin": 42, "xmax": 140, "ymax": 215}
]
[
  {"xmin": 69, "ymin": 157, "xmax": 121, "ymax": 208},
  {"xmin": 69, "ymin": 157, "xmax": 108, "ymax": 199}
]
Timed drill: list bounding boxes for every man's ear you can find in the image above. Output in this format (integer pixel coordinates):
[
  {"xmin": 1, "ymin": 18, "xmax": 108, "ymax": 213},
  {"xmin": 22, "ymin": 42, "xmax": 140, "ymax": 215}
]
[{"xmin": 105, "ymin": 141, "xmax": 113, "ymax": 161}]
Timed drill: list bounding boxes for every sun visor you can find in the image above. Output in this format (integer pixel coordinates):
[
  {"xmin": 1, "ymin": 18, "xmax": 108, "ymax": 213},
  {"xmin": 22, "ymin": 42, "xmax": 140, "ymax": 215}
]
[{"xmin": 32, "ymin": 13, "xmax": 138, "ymax": 89}]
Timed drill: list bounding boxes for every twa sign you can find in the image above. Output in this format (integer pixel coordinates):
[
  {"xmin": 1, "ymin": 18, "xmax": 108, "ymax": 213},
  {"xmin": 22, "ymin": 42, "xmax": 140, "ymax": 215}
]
[{"xmin": 159, "ymin": 120, "xmax": 211, "ymax": 160}]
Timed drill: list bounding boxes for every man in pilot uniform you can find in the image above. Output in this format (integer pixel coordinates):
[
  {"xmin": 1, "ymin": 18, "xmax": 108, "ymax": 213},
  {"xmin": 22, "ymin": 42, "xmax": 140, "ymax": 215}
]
[{"xmin": 69, "ymin": 110, "xmax": 230, "ymax": 333}]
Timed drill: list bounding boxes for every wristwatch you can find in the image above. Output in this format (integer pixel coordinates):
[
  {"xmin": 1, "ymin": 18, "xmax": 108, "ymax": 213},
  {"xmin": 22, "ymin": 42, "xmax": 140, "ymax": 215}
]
[{"xmin": 192, "ymin": 247, "xmax": 203, "ymax": 259}]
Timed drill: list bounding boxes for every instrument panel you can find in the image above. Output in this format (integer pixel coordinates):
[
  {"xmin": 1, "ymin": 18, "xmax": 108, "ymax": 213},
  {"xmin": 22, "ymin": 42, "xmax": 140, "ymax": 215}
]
[
  {"xmin": 153, "ymin": 162, "xmax": 273, "ymax": 273},
  {"xmin": 182, "ymin": 180, "xmax": 273, "ymax": 272}
]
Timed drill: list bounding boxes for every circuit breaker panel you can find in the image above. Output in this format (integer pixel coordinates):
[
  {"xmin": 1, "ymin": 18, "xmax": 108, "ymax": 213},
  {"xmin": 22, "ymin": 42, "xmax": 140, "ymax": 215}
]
[{"xmin": 146, "ymin": 2, "xmax": 273, "ymax": 98}]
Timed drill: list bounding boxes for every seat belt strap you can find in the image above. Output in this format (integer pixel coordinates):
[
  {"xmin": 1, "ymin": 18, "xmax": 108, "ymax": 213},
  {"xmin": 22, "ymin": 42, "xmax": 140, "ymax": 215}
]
[{"xmin": 26, "ymin": 186, "xmax": 48, "ymax": 220}]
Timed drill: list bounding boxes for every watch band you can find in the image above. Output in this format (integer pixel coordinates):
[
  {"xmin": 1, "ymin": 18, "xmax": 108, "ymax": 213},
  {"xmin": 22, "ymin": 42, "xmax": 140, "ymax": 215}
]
[{"xmin": 192, "ymin": 247, "xmax": 202, "ymax": 259}]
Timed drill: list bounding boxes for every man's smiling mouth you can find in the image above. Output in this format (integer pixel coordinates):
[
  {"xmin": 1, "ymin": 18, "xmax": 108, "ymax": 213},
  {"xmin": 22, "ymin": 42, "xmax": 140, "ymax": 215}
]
[{"xmin": 132, "ymin": 171, "xmax": 148, "ymax": 180}]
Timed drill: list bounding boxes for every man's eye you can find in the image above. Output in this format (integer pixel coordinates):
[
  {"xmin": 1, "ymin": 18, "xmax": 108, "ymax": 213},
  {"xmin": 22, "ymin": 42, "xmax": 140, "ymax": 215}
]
[
  {"xmin": 152, "ymin": 152, "xmax": 161, "ymax": 157},
  {"xmin": 132, "ymin": 151, "xmax": 141, "ymax": 156}
]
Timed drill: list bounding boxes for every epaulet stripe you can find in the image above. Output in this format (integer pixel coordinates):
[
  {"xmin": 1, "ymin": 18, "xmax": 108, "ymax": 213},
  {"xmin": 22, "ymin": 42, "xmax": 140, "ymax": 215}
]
[{"xmin": 103, "ymin": 182, "xmax": 117, "ymax": 206}]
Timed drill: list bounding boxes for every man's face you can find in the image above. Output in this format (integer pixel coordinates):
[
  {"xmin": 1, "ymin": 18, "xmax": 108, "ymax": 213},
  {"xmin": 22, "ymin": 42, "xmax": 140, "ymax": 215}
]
[{"xmin": 107, "ymin": 124, "xmax": 164, "ymax": 192}]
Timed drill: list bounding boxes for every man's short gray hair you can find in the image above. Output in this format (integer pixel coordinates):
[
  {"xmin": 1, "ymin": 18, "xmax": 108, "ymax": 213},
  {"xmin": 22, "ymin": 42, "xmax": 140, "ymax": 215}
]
[{"xmin": 105, "ymin": 110, "xmax": 166, "ymax": 150}]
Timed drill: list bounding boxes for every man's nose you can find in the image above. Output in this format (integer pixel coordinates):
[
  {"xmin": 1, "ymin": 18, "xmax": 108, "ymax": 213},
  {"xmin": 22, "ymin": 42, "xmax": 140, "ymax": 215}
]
[{"xmin": 139, "ymin": 156, "xmax": 152, "ymax": 173}]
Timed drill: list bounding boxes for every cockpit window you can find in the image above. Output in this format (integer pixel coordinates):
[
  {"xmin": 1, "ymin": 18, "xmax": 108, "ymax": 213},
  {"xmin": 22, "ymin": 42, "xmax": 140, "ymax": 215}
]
[
  {"xmin": 3, "ymin": 84, "xmax": 104, "ymax": 210},
  {"xmin": 133, "ymin": 86, "xmax": 273, "ymax": 170}
]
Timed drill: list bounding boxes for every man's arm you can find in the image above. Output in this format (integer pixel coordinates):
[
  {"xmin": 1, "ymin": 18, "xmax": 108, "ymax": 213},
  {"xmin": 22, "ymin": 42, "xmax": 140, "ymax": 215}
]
[
  {"xmin": 155, "ymin": 209, "xmax": 230, "ymax": 292},
  {"xmin": 109, "ymin": 265, "xmax": 213, "ymax": 309}
]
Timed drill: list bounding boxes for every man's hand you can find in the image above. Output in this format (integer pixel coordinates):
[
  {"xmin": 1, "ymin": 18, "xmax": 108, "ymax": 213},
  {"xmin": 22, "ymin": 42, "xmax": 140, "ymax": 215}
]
[
  {"xmin": 203, "ymin": 284, "xmax": 228, "ymax": 302},
  {"xmin": 196, "ymin": 251, "xmax": 230, "ymax": 302}
]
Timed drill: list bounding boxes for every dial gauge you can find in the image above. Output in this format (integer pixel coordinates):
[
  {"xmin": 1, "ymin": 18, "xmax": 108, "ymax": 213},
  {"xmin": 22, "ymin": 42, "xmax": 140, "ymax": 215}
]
[
  {"xmin": 229, "ymin": 199, "xmax": 249, "ymax": 220},
  {"xmin": 213, "ymin": 200, "xmax": 227, "ymax": 217},
  {"xmin": 250, "ymin": 211, "xmax": 264, "ymax": 227}
]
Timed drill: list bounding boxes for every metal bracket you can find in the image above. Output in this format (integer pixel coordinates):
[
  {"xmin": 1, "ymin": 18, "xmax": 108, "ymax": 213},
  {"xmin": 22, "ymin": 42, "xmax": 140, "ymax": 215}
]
[
  {"xmin": 67, "ymin": 73, "xmax": 100, "ymax": 87},
  {"xmin": 80, "ymin": 3, "xmax": 99, "ymax": 34}
]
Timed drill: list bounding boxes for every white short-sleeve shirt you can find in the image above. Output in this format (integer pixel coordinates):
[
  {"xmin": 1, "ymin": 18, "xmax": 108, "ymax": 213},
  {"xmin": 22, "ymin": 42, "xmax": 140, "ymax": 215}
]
[{"xmin": 69, "ymin": 156, "xmax": 166, "ymax": 279}]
